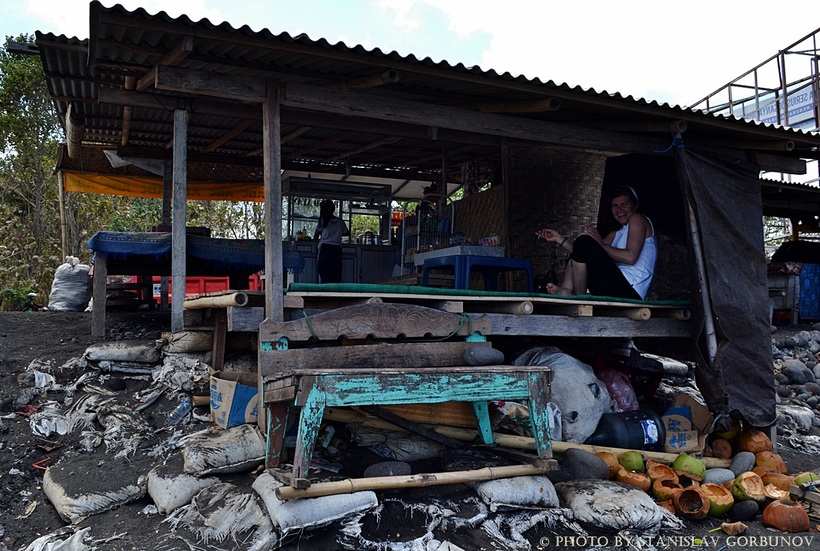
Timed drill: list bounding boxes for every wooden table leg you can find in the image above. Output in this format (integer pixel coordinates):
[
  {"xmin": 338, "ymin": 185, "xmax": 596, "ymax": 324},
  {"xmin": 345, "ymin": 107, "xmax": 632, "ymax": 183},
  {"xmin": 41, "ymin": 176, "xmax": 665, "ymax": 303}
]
[
  {"xmin": 526, "ymin": 372, "xmax": 553, "ymax": 459},
  {"xmin": 92, "ymin": 253, "xmax": 108, "ymax": 337},
  {"xmin": 211, "ymin": 309, "xmax": 227, "ymax": 372},
  {"xmin": 471, "ymin": 401, "xmax": 494, "ymax": 444},
  {"xmin": 265, "ymin": 402, "xmax": 289, "ymax": 469},
  {"xmin": 291, "ymin": 387, "xmax": 326, "ymax": 478}
]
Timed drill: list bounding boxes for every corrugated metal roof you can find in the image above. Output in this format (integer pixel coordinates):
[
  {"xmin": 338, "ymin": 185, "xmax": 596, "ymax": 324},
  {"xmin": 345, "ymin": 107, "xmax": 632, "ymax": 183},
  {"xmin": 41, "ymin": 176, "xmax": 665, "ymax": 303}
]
[{"xmin": 32, "ymin": 1, "xmax": 820, "ymax": 201}]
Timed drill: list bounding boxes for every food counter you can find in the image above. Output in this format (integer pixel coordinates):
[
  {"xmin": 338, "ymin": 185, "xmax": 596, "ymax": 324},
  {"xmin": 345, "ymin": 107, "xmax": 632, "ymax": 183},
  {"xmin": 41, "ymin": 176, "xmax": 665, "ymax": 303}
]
[{"xmin": 287, "ymin": 241, "xmax": 400, "ymax": 284}]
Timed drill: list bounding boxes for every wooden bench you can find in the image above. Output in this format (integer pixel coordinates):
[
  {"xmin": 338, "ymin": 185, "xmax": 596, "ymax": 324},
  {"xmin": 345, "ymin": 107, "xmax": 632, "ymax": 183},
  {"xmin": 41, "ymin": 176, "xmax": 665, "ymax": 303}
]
[{"xmin": 261, "ymin": 365, "xmax": 553, "ymax": 484}]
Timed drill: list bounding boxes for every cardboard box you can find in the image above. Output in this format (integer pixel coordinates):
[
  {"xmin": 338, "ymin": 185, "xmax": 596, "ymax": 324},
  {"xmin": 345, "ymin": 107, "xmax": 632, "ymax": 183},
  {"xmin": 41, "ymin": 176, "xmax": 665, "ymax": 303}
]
[
  {"xmin": 661, "ymin": 394, "xmax": 714, "ymax": 453},
  {"xmin": 210, "ymin": 371, "xmax": 259, "ymax": 429}
]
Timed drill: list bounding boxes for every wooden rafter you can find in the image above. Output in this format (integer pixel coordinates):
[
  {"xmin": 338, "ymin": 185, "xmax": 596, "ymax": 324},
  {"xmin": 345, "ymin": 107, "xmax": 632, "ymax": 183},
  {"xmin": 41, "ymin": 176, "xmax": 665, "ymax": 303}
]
[
  {"xmin": 136, "ymin": 35, "xmax": 195, "ymax": 91},
  {"xmin": 284, "ymin": 131, "xmax": 353, "ymax": 161},
  {"xmin": 202, "ymin": 119, "xmax": 255, "ymax": 153}
]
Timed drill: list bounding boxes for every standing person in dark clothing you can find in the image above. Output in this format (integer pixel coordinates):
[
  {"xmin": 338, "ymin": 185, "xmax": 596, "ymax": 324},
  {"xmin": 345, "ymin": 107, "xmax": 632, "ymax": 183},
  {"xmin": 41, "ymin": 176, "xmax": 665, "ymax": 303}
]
[{"xmin": 313, "ymin": 199, "xmax": 349, "ymax": 283}]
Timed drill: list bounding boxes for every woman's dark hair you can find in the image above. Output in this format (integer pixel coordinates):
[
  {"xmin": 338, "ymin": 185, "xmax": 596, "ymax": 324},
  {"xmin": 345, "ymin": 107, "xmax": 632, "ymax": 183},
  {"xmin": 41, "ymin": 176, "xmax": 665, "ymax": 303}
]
[
  {"xmin": 319, "ymin": 199, "xmax": 335, "ymax": 229},
  {"xmin": 610, "ymin": 185, "xmax": 639, "ymax": 206}
]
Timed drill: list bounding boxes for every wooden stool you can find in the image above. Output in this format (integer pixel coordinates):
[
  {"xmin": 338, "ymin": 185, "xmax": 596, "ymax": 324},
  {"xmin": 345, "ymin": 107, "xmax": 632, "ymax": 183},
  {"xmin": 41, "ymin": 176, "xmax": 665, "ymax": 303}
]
[{"xmin": 421, "ymin": 255, "xmax": 534, "ymax": 292}]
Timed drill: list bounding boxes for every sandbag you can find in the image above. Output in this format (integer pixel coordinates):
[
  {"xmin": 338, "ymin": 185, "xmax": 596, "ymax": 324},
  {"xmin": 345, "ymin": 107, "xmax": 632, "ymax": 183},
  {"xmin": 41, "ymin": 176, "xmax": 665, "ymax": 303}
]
[
  {"xmin": 474, "ymin": 475, "xmax": 558, "ymax": 512},
  {"xmin": 48, "ymin": 256, "xmax": 91, "ymax": 311},
  {"xmin": 513, "ymin": 347, "xmax": 616, "ymax": 442},
  {"xmin": 160, "ymin": 330, "xmax": 213, "ymax": 353},
  {"xmin": 253, "ymin": 472, "xmax": 378, "ymax": 535},
  {"xmin": 42, "ymin": 455, "xmax": 148, "ymax": 522},
  {"xmin": 84, "ymin": 341, "xmax": 161, "ymax": 363},
  {"xmin": 147, "ymin": 461, "xmax": 219, "ymax": 514},
  {"xmin": 554, "ymin": 480, "xmax": 666, "ymax": 531},
  {"xmin": 182, "ymin": 424, "xmax": 265, "ymax": 475},
  {"xmin": 163, "ymin": 482, "xmax": 276, "ymax": 551}
]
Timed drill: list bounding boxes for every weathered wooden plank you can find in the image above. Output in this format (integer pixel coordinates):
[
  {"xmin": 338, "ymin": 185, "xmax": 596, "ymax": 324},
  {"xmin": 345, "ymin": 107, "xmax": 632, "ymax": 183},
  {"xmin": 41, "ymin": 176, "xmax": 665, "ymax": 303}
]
[
  {"xmin": 259, "ymin": 341, "xmax": 491, "ymax": 374},
  {"xmin": 358, "ymin": 405, "xmax": 465, "ymax": 449},
  {"xmin": 284, "ymin": 294, "xmax": 304, "ymax": 309},
  {"xmin": 260, "ymin": 302, "xmax": 491, "ymax": 342},
  {"xmin": 227, "ymin": 306, "xmax": 264, "ymax": 332},
  {"xmin": 211, "ymin": 309, "xmax": 227, "ymax": 372},
  {"xmin": 594, "ymin": 306, "xmax": 651, "ymax": 320},
  {"xmin": 264, "ymin": 385, "xmax": 297, "ymax": 404},
  {"xmin": 488, "ymin": 314, "xmax": 691, "ymax": 337}
]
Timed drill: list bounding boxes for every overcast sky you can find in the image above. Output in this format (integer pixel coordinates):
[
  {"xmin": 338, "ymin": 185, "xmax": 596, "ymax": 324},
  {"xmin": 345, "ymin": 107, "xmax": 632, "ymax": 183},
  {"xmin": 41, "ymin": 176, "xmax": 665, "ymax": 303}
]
[{"xmin": 3, "ymin": 0, "xmax": 820, "ymax": 108}]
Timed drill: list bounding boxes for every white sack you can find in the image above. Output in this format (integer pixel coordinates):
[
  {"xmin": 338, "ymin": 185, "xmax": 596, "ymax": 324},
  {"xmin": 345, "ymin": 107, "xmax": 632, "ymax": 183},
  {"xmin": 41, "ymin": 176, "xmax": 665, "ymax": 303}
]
[
  {"xmin": 513, "ymin": 346, "xmax": 616, "ymax": 442},
  {"xmin": 554, "ymin": 480, "xmax": 665, "ymax": 531},
  {"xmin": 84, "ymin": 341, "xmax": 161, "ymax": 363},
  {"xmin": 252, "ymin": 472, "xmax": 378, "ymax": 535},
  {"xmin": 42, "ymin": 457, "xmax": 148, "ymax": 523},
  {"xmin": 160, "ymin": 330, "xmax": 213, "ymax": 353},
  {"xmin": 182, "ymin": 424, "xmax": 265, "ymax": 475},
  {"xmin": 474, "ymin": 475, "xmax": 558, "ymax": 511},
  {"xmin": 147, "ymin": 464, "xmax": 219, "ymax": 514},
  {"xmin": 48, "ymin": 256, "xmax": 91, "ymax": 311}
]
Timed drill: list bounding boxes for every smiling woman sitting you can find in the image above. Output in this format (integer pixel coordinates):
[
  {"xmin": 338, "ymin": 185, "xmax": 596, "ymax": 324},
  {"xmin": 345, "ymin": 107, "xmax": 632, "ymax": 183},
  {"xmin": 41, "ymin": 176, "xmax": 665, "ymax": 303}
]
[{"xmin": 535, "ymin": 186, "xmax": 657, "ymax": 300}]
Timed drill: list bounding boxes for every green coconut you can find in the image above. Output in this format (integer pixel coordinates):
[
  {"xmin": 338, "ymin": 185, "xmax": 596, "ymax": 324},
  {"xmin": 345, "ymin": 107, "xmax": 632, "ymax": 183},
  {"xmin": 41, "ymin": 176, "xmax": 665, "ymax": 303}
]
[
  {"xmin": 672, "ymin": 452, "xmax": 706, "ymax": 482},
  {"xmin": 731, "ymin": 471, "xmax": 767, "ymax": 503},
  {"xmin": 700, "ymin": 482, "xmax": 735, "ymax": 517},
  {"xmin": 618, "ymin": 450, "xmax": 645, "ymax": 473},
  {"xmin": 793, "ymin": 471, "xmax": 820, "ymax": 486}
]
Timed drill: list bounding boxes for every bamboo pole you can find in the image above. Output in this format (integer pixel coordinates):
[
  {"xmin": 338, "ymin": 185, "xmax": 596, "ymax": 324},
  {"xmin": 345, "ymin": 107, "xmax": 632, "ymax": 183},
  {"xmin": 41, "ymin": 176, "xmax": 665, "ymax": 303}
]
[
  {"xmin": 275, "ymin": 463, "xmax": 548, "ymax": 500},
  {"xmin": 322, "ymin": 407, "xmax": 731, "ymax": 469},
  {"xmin": 183, "ymin": 292, "xmax": 252, "ymax": 309}
]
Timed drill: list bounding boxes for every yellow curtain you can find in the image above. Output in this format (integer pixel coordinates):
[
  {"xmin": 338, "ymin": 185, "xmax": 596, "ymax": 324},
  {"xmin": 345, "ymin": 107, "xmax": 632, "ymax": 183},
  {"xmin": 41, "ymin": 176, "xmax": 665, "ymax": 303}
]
[{"xmin": 63, "ymin": 172, "xmax": 265, "ymax": 202}]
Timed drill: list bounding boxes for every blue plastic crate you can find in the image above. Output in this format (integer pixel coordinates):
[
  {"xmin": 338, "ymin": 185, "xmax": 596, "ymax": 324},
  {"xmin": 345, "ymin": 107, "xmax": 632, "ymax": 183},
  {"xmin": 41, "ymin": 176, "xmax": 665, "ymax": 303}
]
[{"xmin": 800, "ymin": 264, "xmax": 820, "ymax": 320}]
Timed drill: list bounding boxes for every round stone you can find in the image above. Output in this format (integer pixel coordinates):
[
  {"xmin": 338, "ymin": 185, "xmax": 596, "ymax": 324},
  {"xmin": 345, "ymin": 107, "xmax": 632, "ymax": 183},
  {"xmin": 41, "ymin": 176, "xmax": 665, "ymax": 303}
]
[
  {"xmin": 562, "ymin": 448, "xmax": 609, "ymax": 480},
  {"xmin": 729, "ymin": 451, "xmax": 756, "ymax": 477}
]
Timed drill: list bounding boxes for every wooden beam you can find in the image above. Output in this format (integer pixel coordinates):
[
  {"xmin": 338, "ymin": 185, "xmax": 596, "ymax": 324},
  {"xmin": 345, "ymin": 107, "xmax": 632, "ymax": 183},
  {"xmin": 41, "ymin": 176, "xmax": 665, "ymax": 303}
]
[
  {"xmin": 600, "ymin": 120, "xmax": 688, "ymax": 134},
  {"xmin": 281, "ymin": 82, "xmax": 666, "ymax": 154},
  {"xmin": 325, "ymin": 136, "xmax": 401, "ymax": 162},
  {"xmin": 155, "ymin": 64, "xmax": 266, "ymax": 101},
  {"xmin": 202, "ymin": 119, "xmax": 255, "ymax": 153},
  {"xmin": 474, "ymin": 97, "xmax": 561, "ymax": 113},
  {"xmin": 334, "ymin": 69, "xmax": 401, "ymax": 91},
  {"xmin": 285, "ymin": 130, "xmax": 352, "ymax": 161},
  {"xmin": 136, "ymin": 36, "xmax": 195, "ymax": 91}
]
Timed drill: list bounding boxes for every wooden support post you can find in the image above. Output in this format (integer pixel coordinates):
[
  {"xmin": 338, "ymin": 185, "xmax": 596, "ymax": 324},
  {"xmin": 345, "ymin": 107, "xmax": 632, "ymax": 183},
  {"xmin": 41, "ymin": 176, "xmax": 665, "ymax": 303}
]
[
  {"xmin": 211, "ymin": 309, "xmax": 227, "ymax": 372},
  {"xmin": 263, "ymin": 80, "xmax": 284, "ymax": 322},
  {"xmin": 171, "ymin": 109, "xmax": 188, "ymax": 332},
  {"xmin": 91, "ymin": 252, "xmax": 108, "ymax": 337}
]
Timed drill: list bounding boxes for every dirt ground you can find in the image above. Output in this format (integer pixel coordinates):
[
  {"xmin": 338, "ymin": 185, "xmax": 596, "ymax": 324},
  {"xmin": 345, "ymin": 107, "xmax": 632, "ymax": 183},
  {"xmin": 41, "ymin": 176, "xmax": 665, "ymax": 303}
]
[{"xmin": 1, "ymin": 310, "xmax": 819, "ymax": 551}]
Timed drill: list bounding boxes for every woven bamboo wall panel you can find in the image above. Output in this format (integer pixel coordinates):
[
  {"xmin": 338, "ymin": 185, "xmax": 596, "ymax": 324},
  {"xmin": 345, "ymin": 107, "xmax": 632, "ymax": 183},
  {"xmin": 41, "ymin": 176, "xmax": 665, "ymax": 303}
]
[
  {"xmin": 451, "ymin": 185, "xmax": 505, "ymax": 245},
  {"xmin": 506, "ymin": 142, "xmax": 606, "ymax": 283}
]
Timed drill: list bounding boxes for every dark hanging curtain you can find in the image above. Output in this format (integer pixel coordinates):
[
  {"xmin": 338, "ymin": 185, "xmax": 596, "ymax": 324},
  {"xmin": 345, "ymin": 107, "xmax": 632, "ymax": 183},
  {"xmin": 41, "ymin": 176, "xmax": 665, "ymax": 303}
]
[{"xmin": 674, "ymin": 148, "xmax": 776, "ymax": 428}]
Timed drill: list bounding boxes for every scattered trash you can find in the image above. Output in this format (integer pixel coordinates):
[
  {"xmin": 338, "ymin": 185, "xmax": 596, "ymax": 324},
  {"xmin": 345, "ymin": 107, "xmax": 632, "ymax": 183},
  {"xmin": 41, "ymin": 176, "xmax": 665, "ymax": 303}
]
[
  {"xmin": 166, "ymin": 398, "xmax": 193, "ymax": 425},
  {"xmin": 182, "ymin": 424, "xmax": 265, "ymax": 475},
  {"xmin": 147, "ymin": 461, "xmax": 219, "ymax": 514}
]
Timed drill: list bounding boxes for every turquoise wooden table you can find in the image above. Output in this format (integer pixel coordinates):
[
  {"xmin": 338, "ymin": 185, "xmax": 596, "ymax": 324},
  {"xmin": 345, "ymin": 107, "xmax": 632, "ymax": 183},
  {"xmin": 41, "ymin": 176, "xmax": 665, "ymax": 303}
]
[{"xmin": 261, "ymin": 365, "xmax": 553, "ymax": 484}]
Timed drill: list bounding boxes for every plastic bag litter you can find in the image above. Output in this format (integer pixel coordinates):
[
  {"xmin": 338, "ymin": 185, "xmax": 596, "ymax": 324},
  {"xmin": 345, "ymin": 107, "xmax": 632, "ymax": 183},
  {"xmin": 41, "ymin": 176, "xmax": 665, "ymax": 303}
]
[
  {"xmin": 554, "ymin": 480, "xmax": 670, "ymax": 531},
  {"xmin": 43, "ymin": 456, "xmax": 148, "ymax": 523},
  {"xmin": 147, "ymin": 463, "xmax": 219, "ymax": 514},
  {"xmin": 597, "ymin": 368, "xmax": 640, "ymax": 412},
  {"xmin": 347, "ymin": 425, "xmax": 445, "ymax": 461},
  {"xmin": 339, "ymin": 499, "xmax": 441, "ymax": 551},
  {"xmin": 513, "ymin": 347, "xmax": 616, "ymax": 442},
  {"xmin": 253, "ymin": 472, "xmax": 378, "ymax": 536},
  {"xmin": 474, "ymin": 475, "xmax": 558, "ymax": 512},
  {"xmin": 84, "ymin": 341, "xmax": 161, "ymax": 364},
  {"xmin": 48, "ymin": 256, "xmax": 91, "ymax": 312},
  {"xmin": 163, "ymin": 482, "xmax": 276, "ymax": 551},
  {"xmin": 182, "ymin": 424, "xmax": 265, "ymax": 475},
  {"xmin": 22, "ymin": 527, "xmax": 92, "ymax": 551}
]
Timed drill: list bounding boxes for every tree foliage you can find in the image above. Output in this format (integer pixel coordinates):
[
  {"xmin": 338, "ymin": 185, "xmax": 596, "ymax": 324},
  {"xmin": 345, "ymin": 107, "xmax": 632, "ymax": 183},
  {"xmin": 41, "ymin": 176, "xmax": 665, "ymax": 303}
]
[{"xmin": 0, "ymin": 34, "xmax": 62, "ymax": 306}]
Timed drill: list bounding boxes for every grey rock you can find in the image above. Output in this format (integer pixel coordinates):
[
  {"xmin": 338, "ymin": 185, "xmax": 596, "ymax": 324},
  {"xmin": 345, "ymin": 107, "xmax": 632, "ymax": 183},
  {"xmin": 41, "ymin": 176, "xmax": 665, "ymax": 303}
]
[
  {"xmin": 775, "ymin": 393, "xmax": 781, "ymax": 405},
  {"xmin": 363, "ymin": 461, "xmax": 412, "ymax": 478},
  {"xmin": 796, "ymin": 393, "xmax": 811, "ymax": 402},
  {"xmin": 810, "ymin": 341, "xmax": 820, "ymax": 354},
  {"xmin": 772, "ymin": 347, "xmax": 784, "ymax": 360},
  {"xmin": 464, "ymin": 346, "xmax": 505, "ymax": 366},
  {"xmin": 774, "ymin": 373, "xmax": 789, "ymax": 385},
  {"xmin": 795, "ymin": 385, "xmax": 809, "ymax": 396},
  {"xmin": 703, "ymin": 468, "xmax": 735, "ymax": 486},
  {"xmin": 729, "ymin": 499, "xmax": 759, "ymax": 521},
  {"xmin": 814, "ymin": 364, "xmax": 820, "ymax": 379},
  {"xmin": 793, "ymin": 331, "xmax": 812, "ymax": 347},
  {"xmin": 729, "ymin": 451, "xmax": 756, "ymax": 477},
  {"xmin": 562, "ymin": 448, "xmax": 609, "ymax": 480},
  {"xmin": 808, "ymin": 360, "xmax": 818, "ymax": 369},
  {"xmin": 775, "ymin": 338, "xmax": 795, "ymax": 350},
  {"xmin": 806, "ymin": 396, "xmax": 818, "ymax": 408},
  {"xmin": 782, "ymin": 360, "xmax": 808, "ymax": 384},
  {"xmin": 813, "ymin": 417, "xmax": 820, "ymax": 427},
  {"xmin": 811, "ymin": 329, "xmax": 820, "ymax": 341},
  {"xmin": 802, "ymin": 368, "xmax": 817, "ymax": 383},
  {"xmin": 805, "ymin": 382, "xmax": 820, "ymax": 395},
  {"xmin": 776, "ymin": 386, "xmax": 791, "ymax": 398}
]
